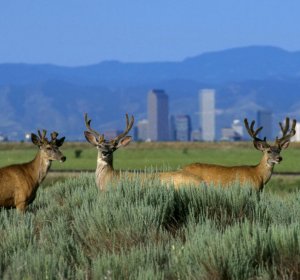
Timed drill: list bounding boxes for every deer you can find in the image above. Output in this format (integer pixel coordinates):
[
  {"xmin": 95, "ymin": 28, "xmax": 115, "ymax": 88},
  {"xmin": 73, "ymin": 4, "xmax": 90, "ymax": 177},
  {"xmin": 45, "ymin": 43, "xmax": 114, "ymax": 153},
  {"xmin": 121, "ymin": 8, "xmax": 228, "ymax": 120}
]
[
  {"xmin": 84, "ymin": 113, "xmax": 202, "ymax": 190},
  {"xmin": 182, "ymin": 118, "xmax": 296, "ymax": 191},
  {"xmin": 0, "ymin": 130, "xmax": 66, "ymax": 212}
]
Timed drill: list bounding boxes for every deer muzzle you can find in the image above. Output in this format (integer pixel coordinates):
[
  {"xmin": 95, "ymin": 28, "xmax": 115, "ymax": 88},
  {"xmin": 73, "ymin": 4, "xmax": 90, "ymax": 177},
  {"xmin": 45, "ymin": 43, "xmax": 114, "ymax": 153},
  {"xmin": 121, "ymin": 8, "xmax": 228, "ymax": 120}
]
[
  {"xmin": 60, "ymin": 156, "xmax": 67, "ymax": 162},
  {"xmin": 276, "ymin": 156, "xmax": 283, "ymax": 163}
]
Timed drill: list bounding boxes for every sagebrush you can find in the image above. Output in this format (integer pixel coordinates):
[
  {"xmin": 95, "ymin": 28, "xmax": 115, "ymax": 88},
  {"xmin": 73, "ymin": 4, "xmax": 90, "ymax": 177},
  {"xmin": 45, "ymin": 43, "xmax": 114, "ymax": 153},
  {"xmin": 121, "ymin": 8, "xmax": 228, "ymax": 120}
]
[{"xmin": 0, "ymin": 174, "xmax": 300, "ymax": 279}]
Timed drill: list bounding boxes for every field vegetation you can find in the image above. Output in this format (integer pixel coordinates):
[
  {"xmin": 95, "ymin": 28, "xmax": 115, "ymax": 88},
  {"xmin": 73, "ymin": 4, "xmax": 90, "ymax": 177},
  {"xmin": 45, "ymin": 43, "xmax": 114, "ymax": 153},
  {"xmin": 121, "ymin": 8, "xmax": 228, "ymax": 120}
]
[
  {"xmin": 0, "ymin": 174, "xmax": 300, "ymax": 279},
  {"xmin": 1, "ymin": 142, "xmax": 300, "ymax": 278}
]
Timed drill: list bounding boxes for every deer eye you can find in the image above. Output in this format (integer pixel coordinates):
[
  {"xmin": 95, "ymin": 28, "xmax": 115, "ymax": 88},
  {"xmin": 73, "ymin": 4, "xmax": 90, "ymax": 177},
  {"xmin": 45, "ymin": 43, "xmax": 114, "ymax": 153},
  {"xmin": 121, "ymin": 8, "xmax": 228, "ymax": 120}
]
[
  {"xmin": 46, "ymin": 147, "xmax": 52, "ymax": 150},
  {"xmin": 267, "ymin": 150, "xmax": 272, "ymax": 154}
]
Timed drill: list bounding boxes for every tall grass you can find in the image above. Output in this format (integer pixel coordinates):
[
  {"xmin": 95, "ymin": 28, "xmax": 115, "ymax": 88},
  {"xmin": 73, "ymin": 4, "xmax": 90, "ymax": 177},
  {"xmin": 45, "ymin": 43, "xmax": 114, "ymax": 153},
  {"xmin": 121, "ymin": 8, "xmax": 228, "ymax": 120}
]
[{"xmin": 0, "ymin": 174, "xmax": 300, "ymax": 279}]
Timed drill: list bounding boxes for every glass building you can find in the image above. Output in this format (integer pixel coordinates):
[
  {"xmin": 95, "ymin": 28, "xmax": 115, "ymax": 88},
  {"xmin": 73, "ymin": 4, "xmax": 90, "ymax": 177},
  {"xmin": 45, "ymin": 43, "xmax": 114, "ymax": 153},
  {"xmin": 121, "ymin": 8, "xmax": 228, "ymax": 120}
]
[
  {"xmin": 257, "ymin": 110, "xmax": 272, "ymax": 140},
  {"xmin": 175, "ymin": 115, "xmax": 192, "ymax": 141},
  {"xmin": 147, "ymin": 89, "xmax": 169, "ymax": 141}
]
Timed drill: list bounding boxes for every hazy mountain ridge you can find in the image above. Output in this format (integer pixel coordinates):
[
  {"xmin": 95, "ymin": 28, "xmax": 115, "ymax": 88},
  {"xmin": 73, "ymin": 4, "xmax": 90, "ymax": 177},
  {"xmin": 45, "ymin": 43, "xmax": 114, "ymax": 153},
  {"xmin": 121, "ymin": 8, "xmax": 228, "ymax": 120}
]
[
  {"xmin": 2, "ymin": 46, "xmax": 300, "ymax": 86},
  {"xmin": 1, "ymin": 46, "xmax": 300, "ymax": 140}
]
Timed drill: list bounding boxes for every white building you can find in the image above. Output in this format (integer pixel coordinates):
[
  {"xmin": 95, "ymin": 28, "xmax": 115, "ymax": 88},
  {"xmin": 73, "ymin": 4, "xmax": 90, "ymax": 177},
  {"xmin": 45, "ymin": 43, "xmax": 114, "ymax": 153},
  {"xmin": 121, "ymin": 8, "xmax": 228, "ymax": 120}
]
[
  {"xmin": 291, "ymin": 122, "xmax": 300, "ymax": 142},
  {"xmin": 199, "ymin": 89, "xmax": 215, "ymax": 141},
  {"xmin": 232, "ymin": 119, "xmax": 243, "ymax": 140}
]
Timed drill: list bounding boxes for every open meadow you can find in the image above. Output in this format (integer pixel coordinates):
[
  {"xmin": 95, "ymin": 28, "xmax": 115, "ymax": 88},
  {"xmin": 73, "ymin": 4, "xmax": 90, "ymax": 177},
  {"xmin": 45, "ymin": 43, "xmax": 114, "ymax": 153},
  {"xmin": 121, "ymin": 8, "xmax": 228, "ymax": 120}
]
[
  {"xmin": 0, "ymin": 142, "xmax": 300, "ymax": 279},
  {"xmin": 1, "ymin": 141, "xmax": 300, "ymax": 193},
  {"xmin": 1, "ymin": 141, "xmax": 300, "ymax": 172}
]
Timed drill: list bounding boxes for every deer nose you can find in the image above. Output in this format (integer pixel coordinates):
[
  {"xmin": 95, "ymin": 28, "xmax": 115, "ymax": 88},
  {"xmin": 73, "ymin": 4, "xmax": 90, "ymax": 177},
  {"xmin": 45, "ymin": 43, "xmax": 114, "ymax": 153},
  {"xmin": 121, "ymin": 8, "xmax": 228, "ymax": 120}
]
[
  {"xmin": 277, "ymin": 156, "xmax": 282, "ymax": 162},
  {"xmin": 60, "ymin": 156, "xmax": 66, "ymax": 162}
]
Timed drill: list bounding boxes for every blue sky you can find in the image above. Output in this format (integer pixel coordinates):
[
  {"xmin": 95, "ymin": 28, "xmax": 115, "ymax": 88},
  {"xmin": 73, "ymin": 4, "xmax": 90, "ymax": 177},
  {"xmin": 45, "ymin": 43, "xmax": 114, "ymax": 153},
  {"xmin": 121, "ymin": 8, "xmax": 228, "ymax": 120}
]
[{"xmin": 1, "ymin": 0, "xmax": 300, "ymax": 66}]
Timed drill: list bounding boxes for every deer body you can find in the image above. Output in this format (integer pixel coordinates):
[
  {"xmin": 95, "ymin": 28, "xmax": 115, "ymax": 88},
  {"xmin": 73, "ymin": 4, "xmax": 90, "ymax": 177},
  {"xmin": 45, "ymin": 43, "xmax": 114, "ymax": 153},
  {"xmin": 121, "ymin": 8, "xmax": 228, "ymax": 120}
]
[
  {"xmin": 0, "ymin": 130, "xmax": 66, "ymax": 212},
  {"xmin": 84, "ymin": 114, "xmax": 202, "ymax": 190},
  {"xmin": 184, "ymin": 155, "xmax": 274, "ymax": 191},
  {"xmin": 183, "ymin": 118, "xmax": 296, "ymax": 191},
  {"xmin": 94, "ymin": 152, "xmax": 201, "ymax": 190}
]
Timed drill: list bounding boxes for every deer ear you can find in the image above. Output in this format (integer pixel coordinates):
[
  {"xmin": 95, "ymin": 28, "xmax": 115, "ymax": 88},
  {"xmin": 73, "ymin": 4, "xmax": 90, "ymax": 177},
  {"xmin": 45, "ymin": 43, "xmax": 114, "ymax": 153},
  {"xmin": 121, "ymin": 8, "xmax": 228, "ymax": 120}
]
[
  {"xmin": 253, "ymin": 141, "xmax": 268, "ymax": 151},
  {"xmin": 56, "ymin": 137, "xmax": 65, "ymax": 147},
  {"xmin": 31, "ymin": 133, "xmax": 41, "ymax": 146},
  {"xmin": 84, "ymin": 131, "xmax": 99, "ymax": 146},
  {"xmin": 117, "ymin": 136, "xmax": 132, "ymax": 148}
]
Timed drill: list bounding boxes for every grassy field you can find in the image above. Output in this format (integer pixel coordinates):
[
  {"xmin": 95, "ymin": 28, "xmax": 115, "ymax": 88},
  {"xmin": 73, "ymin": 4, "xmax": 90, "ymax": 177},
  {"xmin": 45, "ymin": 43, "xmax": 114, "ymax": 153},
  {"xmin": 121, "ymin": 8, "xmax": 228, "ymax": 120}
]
[
  {"xmin": 1, "ymin": 142, "xmax": 300, "ymax": 278},
  {"xmin": 0, "ymin": 174, "xmax": 299, "ymax": 279},
  {"xmin": 1, "ymin": 141, "xmax": 300, "ymax": 172}
]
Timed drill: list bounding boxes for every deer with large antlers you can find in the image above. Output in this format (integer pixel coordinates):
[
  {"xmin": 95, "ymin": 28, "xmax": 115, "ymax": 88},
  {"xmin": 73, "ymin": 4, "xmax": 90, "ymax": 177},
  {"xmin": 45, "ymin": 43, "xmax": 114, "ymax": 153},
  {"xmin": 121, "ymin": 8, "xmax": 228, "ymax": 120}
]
[
  {"xmin": 84, "ymin": 113, "xmax": 202, "ymax": 190},
  {"xmin": 0, "ymin": 130, "xmax": 66, "ymax": 212},
  {"xmin": 182, "ymin": 118, "xmax": 296, "ymax": 191}
]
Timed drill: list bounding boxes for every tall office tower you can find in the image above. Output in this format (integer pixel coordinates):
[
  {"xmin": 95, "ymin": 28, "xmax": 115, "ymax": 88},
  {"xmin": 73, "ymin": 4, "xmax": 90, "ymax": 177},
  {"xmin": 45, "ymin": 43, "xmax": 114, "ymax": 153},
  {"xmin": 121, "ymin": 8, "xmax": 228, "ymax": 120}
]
[
  {"xmin": 148, "ymin": 89, "xmax": 169, "ymax": 141},
  {"xmin": 175, "ymin": 115, "xmax": 192, "ymax": 141},
  {"xmin": 199, "ymin": 89, "xmax": 215, "ymax": 141},
  {"xmin": 257, "ymin": 110, "xmax": 272, "ymax": 140}
]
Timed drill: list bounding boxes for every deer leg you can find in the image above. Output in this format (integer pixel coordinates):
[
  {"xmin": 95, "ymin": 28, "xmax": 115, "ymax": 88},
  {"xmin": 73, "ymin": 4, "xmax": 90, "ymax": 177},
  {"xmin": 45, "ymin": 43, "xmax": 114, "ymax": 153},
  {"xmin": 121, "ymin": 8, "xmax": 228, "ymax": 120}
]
[
  {"xmin": 15, "ymin": 201, "xmax": 27, "ymax": 213},
  {"xmin": 15, "ymin": 193, "xmax": 27, "ymax": 213}
]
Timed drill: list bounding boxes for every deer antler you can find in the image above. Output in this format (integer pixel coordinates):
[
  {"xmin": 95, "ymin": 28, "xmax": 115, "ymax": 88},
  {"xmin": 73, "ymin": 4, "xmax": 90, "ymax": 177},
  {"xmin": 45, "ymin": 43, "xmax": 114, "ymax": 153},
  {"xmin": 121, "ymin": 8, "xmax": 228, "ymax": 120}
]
[
  {"xmin": 49, "ymin": 131, "xmax": 59, "ymax": 145},
  {"xmin": 275, "ymin": 118, "xmax": 296, "ymax": 147},
  {"xmin": 37, "ymin": 129, "xmax": 47, "ymax": 143},
  {"xmin": 84, "ymin": 113, "xmax": 105, "ymax": 143},
  {"xmin": 51, "ymin": 131, "xmax": 58, "ymax": 140},
  {"xmin": 244, "ymin": 119, "xmax": 266, "ymax": 142},
  {"xmin": 111, "ymin": 114, "xmax": 134, "ymax": 144}
]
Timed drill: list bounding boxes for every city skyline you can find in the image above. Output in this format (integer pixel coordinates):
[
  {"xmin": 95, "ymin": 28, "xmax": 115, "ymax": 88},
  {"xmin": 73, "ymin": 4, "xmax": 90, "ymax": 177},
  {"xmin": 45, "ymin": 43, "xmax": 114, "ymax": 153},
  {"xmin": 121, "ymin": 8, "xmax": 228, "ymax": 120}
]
[{"xmin": 134, "ymin": 89, "xmax": 283, "ymax": 142}]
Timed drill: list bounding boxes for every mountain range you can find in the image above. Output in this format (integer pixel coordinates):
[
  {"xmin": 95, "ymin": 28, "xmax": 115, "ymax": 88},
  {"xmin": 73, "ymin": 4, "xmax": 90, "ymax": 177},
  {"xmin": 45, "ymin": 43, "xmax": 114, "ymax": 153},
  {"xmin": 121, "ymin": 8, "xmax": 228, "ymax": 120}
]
[{"xmin": 1, "ymin": 46, "xmax": 300, "ymax": 140}]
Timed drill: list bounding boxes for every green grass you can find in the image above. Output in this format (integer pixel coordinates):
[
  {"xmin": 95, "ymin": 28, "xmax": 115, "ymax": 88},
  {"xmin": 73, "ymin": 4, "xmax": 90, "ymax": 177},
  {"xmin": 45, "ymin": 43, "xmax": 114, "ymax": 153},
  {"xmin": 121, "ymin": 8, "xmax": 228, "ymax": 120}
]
[
  {"xmin": 1, "ymin": 141, "xmax": 300, "ymax": 172},
  {"xmin": 0, "ymin": 174, "xmax": 300, "ymax": 279},
  {"xmin": 266, "ymin": 175, "xmax": 300, "ymax": 194}
]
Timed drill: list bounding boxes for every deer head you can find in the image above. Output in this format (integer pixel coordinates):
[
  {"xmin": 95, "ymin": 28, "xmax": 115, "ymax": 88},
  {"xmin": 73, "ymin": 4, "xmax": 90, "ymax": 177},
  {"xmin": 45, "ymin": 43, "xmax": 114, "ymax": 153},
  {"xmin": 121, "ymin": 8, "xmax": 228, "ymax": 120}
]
[
  {"xmin": 244, "ymin": 117, "xmax": 296, "ymax": 166},
  {"xmin": 31, "ymin": 130, "xmax": 66, "ymax": 162},
  {"xmin": 84, "ymin": 113, "xmax": 134, "ymax": 160}
]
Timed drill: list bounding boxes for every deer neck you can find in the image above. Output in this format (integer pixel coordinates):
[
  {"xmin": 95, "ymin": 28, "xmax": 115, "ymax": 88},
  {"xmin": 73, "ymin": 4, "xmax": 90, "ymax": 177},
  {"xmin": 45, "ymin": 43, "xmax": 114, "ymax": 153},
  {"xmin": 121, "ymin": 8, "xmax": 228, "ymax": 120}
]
[
  {"xmin": 29, "ymin": 150, "xmax": 52, "ymax": 187},
  {"xmin": 96, "ymin": 151, "xmax": 115, "ymax": 190},
  {"xmin": 255, "ymin": 153, "xmax": 275, "ymax": 185}
]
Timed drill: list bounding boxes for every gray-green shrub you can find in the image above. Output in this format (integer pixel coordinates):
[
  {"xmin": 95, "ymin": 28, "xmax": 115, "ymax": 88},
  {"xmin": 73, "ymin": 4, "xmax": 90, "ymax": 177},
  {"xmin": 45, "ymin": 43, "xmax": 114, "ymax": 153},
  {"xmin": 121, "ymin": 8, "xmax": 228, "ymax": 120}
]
[{"xmin": 0, "ymin": 173, "xmax": 299, "ymax": 279}]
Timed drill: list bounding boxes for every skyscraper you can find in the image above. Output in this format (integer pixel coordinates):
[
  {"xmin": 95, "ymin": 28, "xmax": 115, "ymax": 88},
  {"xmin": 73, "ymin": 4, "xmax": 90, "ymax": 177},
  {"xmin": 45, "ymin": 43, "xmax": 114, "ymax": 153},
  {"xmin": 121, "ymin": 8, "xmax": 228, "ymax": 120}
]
[
  {"xmin": 148, "ymin": 89, "xmax": 169, "ymax": 141},
  {"xmin": 175, "ymin": 115, "xmax": 192, "ymax": 141},
  {"xmin": 200, "ymin": 89, "xmax": 215, "ymax": 141},
  {"xmin": 257, "ymin": 110, "xmax": 272, "ymax": 140}
]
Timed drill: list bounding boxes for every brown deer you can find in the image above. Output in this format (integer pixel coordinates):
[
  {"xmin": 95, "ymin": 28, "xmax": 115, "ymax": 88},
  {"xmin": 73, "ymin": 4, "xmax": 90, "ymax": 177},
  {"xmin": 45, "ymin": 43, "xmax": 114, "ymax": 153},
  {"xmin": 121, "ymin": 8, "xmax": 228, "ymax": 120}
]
[
  {"xmin": 0, "ymin": 130, "xmax": 66, "ymax": 212},
  {"xmin": 182, "ymin": 118, "xmax": 296, "ymax": 191},
  {"xmin": 84, "ymin": 113, "xmax": 202, "ymax": 190}
]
